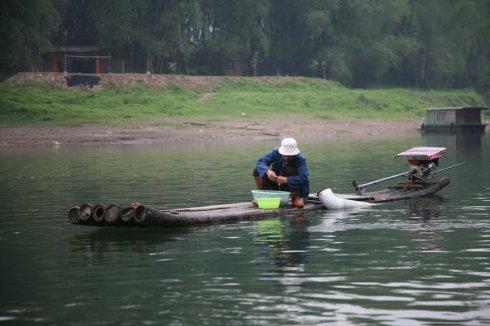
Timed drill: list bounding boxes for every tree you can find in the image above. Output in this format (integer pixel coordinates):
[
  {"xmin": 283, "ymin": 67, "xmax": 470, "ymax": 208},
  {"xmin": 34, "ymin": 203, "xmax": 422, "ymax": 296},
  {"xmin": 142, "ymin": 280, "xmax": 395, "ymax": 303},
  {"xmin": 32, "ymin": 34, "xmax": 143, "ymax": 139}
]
[
  {"xmin": 0, "ymin": 0, "xmax": 488, "ymax": 99},
  {"xmin": 198, "ymin": 0, "xmax": 269, "ymax": 75},
  {"xmin": 0, "ymin": 0, "xmax": 61, "ymax": 79}
]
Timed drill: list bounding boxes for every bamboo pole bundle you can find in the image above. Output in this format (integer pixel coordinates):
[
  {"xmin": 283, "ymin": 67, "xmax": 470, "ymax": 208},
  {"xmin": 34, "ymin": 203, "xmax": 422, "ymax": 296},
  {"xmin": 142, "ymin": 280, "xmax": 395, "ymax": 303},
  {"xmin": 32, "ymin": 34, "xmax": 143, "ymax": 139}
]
[
  {"xmin": 67, "ymin": 178, "xmax": 450, "ymax": 228},
  {"xmin": 133, "ymin": 202, "xmax": 325, "ymax": 227}
]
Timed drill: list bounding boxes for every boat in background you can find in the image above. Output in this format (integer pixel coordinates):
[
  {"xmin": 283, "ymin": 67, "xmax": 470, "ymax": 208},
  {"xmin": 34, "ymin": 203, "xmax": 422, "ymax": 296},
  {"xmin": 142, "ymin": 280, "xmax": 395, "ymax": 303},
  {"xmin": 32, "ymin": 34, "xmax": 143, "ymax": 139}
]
[{"xmin": 421, "ymin": 106, "xmax": 487, "ymax": 134}]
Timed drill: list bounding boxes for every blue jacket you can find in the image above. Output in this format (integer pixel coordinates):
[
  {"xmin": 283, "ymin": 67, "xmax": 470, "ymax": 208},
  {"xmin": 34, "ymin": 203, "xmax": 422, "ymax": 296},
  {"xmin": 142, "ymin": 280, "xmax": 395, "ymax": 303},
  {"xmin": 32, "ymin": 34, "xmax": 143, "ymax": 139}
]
[{"xmin": 256, "ymin": 148, "xmax": 310, "ymax": 197}]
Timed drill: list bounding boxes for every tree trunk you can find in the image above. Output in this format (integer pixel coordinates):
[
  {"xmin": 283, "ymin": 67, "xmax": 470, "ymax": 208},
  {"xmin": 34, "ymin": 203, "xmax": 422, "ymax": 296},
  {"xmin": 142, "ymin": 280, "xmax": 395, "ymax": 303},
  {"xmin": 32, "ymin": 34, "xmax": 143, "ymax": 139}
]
[{"xmin": 177, "ymin": 16, "xmax": 189, "ymax": 75}]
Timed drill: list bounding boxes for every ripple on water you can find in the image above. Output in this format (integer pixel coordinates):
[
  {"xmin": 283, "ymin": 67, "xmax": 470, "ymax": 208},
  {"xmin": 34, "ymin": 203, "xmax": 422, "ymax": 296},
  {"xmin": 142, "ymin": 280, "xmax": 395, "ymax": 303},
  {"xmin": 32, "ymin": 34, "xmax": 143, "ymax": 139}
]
[
  {"xmin": 380, "ymin": 281, "xmax": 489, "ymax": 290},
  {"xmin": 2, "ymin": 138, "xmax": 490, "ymax": 325},
  {"xmin": 301, "ymin": 291, "xmax": 414, "ymax": 302}
]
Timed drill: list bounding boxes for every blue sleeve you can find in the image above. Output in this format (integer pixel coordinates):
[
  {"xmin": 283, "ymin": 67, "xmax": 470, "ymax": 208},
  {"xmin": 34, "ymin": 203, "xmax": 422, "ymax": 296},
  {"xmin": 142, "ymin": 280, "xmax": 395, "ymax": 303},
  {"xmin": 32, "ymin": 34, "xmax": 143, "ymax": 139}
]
[
  {"xmin": 256, "ymin": 149, "xmax": 277, "ymax": 177},
  {"xmin": 286, "ymin": 157, "xmax": 309, "ymax": 188}
]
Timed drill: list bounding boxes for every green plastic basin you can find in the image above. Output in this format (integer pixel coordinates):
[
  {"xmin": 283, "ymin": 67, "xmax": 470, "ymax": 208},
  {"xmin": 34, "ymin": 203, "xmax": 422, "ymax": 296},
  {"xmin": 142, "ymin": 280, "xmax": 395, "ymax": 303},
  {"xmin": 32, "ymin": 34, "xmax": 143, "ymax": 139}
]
[
  {"xmin": 256, "ymin": 197, "xmax": 281, "ymax": 209},
  {"xmin": 251, "ymin": 190, "xmax": 290, "ymax": 205}
]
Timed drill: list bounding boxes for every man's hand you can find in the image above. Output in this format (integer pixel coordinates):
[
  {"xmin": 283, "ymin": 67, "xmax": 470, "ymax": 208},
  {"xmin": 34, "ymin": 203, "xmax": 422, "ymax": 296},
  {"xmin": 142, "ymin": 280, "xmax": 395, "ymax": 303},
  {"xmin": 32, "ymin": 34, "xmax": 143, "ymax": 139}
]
[
  {"xmin": 276, "ymin": 176, "xmax": 287, "ymax": 185},
  {"xmin": 266, "ymin": 170, "xmax": 278, "ymax": 181}
]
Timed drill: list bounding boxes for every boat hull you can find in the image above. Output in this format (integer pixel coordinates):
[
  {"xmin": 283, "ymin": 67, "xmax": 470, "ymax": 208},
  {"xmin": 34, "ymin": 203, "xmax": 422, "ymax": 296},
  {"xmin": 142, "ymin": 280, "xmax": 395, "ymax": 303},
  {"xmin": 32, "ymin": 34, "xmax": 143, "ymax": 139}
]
[{"xmin": 359, "ymin": 177, "xmax": 450, "ymax": 203}]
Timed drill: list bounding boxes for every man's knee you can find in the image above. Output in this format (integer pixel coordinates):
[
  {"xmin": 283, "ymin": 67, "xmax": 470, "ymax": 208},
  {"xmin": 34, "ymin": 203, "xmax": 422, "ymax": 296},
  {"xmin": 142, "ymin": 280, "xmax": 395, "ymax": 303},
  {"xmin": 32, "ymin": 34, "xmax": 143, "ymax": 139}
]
[{"xmin": 253, "ymin": 168, "xmax": 265, "ymax": 189}]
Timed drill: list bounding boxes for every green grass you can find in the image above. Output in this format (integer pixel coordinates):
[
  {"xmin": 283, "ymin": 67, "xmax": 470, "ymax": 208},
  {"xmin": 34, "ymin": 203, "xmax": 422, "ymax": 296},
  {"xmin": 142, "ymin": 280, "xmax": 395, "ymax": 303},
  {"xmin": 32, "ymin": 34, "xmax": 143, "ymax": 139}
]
[{"xmin": 0, "ymin": 77, "xmax": 486, "ymax": 127}]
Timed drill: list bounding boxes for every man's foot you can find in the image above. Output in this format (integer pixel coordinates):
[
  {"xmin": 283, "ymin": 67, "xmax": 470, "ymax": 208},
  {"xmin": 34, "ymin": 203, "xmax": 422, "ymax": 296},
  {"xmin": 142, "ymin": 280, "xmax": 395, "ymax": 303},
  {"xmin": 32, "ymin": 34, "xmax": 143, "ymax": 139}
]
[{"xmin": 292, "ymin": 197, "xmax": 304, "ymax": 209}]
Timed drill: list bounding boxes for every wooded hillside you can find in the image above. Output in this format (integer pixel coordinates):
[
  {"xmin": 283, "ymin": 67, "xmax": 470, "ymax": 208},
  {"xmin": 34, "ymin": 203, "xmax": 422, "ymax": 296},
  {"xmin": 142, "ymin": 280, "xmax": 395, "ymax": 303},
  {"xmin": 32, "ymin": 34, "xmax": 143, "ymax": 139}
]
[{"xmin": 1, "ymin": 0, "xmax": 489, "ymax": 98}]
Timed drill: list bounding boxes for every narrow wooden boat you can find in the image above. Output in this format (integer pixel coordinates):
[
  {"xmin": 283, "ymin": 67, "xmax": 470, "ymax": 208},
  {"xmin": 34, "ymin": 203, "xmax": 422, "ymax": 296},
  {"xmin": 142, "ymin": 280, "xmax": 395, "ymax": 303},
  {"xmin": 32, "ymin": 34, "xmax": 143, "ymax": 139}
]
[
  {"xmin": 337, "ymin": 177, "xmax": 450, "ymax": 203},
  {"xmin": 319, "ymin": 177, "xmax": 450, "ymax": 210},
  {"xmin": 69, "ymin": 177, "xmax": 450, "ymax": 227}
]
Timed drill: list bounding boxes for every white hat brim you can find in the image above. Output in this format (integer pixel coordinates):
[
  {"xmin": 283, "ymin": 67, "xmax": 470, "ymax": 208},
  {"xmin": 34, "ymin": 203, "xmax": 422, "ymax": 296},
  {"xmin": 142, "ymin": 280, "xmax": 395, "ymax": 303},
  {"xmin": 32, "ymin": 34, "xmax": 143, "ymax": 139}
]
[{"xmin": 279, "ymin": 147, "xmax": 300, "ymax": 156}]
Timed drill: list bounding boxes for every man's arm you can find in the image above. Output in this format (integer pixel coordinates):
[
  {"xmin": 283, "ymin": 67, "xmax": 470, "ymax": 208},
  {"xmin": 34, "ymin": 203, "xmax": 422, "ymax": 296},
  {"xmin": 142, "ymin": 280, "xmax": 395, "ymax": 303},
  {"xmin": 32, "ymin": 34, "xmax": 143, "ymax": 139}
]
[{"xmin": 256, "ymin": 150, "xmax": 277, "ymax": 177}]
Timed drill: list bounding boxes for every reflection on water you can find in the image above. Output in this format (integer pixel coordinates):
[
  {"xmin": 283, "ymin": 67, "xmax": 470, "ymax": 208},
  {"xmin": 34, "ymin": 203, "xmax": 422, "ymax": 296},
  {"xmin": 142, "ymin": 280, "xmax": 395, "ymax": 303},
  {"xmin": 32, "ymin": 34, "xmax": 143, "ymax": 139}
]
[
  {"xmin": 425, "ymin": 132, "xmax": 484, "ymax": 153},
  {"xmin": 255, "ymin": 214, "xmax": 312, "ymax": 272},
  {"xmin": 69, "ymin": 227, "xmax": 196, "ymax": 256},
  {"xmin": 0, "ymin": 134, "xmax": 489, "ymax": 324},
  {"xmin": 405, "ymin": 196, "xmax": 445, "ymax": 220}
]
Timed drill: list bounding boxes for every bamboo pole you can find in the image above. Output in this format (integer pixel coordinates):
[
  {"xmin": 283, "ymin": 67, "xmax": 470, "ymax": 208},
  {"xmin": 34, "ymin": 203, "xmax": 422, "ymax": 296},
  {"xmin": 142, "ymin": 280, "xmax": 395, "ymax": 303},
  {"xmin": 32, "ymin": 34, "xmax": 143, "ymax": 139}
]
[
  {"xmin": 68, "ymin": 206, "xmax": 81, "ymax": 224},
  {"xmin": 169, "ymin": 202, "xmax": 251, "ymax": 214},
  {"xmin": 79, "ymin": 204, "xmax": 93, "ymax": 222},
  {"xmin": 105, "ymin": 204, "xmax": 122, "ymax": 224},
  {"xmin": 92, "ymin": 204, "xmax": 106, "ymax": 223},
  {"xmin": 70, "ymin": 205, "xmax": 97, "ymax": 225},
  {"xmin": 121, "ymin": 206, "xmax": 135, "ymax": 224}
]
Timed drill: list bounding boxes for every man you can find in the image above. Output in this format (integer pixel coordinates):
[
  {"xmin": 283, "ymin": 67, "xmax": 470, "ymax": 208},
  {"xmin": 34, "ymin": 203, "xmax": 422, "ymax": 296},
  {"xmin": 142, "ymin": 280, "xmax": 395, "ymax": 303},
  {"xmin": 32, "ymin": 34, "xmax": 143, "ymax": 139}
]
[{"xmin": 253, "ymin": 138, "xmax": 309, "ymax": 208}]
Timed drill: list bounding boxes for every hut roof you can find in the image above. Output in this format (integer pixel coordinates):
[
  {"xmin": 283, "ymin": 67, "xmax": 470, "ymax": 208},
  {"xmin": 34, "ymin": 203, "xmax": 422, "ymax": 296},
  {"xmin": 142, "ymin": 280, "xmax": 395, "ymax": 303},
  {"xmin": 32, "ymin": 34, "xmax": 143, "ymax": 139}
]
[{"xmin": 42, "ymin": 47, "xmax": 101, "ymax": 54}]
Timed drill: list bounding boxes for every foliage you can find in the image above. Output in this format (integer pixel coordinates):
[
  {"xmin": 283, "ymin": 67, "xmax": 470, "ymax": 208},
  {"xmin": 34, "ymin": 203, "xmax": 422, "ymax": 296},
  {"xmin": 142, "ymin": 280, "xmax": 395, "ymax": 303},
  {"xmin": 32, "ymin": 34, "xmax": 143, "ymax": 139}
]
[
  {"xmin": 0, "ymin": 79, "xmax": 485, "ymax": 126},
  {"xmin": 0, "ymin": 0, "xmax": 489, "ymax": 100},
  {"xmin": 0, "ymin": 0, "xmax": 61, "ymax": 80}
]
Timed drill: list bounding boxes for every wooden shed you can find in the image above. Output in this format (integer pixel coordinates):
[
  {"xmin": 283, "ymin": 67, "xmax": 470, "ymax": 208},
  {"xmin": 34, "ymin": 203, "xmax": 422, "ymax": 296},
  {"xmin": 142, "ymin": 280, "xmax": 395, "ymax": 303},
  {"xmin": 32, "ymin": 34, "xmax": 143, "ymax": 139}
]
[
  {"xmin": 40, "ymin": 47, "xmax": 113, "ymax": 74},
  {"xmin": 421, "ymin": 107, "xmax": 487, "ymax": 133}
]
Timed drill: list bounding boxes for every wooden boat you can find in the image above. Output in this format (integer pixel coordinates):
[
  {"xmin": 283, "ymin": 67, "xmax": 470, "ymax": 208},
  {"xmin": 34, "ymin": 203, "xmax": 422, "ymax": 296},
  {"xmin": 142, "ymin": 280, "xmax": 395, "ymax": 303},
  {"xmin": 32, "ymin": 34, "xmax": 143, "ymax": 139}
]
[
  {"xmin": 68, "ymin": 177, "xmax": 450, "ymax": 227},
  {"xmin": 337, "ymin": 177, "xmax": 450, "ymax": 204},
  {"xmin": 320, "ymin": 177, "xmax": 450, "ymax": 209},
  {"xmin": 68, "ymin": 147, "xmax": 457, "ymax": 226}
]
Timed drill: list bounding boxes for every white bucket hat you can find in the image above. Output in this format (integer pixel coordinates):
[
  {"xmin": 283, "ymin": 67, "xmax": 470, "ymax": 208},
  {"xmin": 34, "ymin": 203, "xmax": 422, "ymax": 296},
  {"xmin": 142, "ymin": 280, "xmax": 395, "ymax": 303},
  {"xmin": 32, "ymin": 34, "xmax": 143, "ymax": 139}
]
[{"xmin": 278, "ymin": 138, "xmax": 300, "ymax": 156}]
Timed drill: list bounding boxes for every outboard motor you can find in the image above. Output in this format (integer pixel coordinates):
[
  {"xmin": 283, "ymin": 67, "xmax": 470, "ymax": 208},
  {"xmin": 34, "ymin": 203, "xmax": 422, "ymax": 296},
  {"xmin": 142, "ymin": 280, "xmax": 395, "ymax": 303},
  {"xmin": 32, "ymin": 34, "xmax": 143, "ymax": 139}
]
[
  {"xmin": 395, "ymin": 147, "xmax": 446, "ymax": 182},
  {"xmin": 408, "ymin": 158, "xmax": 439, "ymax": 181}
]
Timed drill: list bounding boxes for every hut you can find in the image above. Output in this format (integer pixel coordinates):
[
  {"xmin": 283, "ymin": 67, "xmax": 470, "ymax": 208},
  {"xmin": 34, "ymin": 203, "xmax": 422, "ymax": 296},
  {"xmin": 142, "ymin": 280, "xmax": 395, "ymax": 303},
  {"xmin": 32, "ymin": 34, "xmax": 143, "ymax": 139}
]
[
  {"xmin": 40, "ymin": 47, "xmax": 123, "ymax": 74},
  {"xmin": 421, "ymin": 107, "xmax": 488, "ymax": 133}
]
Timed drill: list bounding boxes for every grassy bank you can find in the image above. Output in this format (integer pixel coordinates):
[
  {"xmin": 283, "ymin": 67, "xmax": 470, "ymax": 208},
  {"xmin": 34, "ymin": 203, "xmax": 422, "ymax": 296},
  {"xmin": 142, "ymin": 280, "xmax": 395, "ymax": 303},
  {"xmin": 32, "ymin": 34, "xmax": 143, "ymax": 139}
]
[{"xmin": 0, "ymin": 77, "xmax": 486, "ymax": 127}]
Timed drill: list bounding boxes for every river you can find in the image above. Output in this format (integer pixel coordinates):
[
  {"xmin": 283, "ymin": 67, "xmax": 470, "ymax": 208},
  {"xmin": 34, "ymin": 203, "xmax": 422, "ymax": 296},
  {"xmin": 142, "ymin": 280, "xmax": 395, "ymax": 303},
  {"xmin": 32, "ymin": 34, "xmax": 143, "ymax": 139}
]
[{"xmin": 0, "ymin": 132, "xmax": 489, "ymax": 325}]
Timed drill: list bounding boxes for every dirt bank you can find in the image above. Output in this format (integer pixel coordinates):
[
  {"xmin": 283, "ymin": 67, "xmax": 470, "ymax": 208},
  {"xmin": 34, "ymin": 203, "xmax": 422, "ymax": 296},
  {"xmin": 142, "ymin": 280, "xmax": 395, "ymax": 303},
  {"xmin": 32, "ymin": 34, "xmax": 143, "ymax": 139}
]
[
  {"xmin": 0, "ymin": 116, "xmax": 422, "ymax": 147},
  {"xmin": 4, "ymin": 72, "xmax": 315, "ymax": 90}
]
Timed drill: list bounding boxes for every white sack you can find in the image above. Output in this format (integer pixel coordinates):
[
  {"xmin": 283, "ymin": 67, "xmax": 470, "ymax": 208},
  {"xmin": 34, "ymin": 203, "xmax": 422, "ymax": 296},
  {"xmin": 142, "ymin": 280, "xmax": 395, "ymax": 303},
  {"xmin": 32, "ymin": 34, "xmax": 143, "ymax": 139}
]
[{"xmin": 318, "ymin": 188, "xmax": 375, "ymax": 210}]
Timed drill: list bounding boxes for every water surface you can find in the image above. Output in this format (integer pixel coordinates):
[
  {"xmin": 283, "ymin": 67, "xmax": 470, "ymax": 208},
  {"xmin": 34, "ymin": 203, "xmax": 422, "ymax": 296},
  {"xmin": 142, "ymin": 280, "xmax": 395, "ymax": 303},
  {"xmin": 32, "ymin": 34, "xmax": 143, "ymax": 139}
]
[{"xmin": 0, "ymin": 133, "xmax": 489, "ymax": 325}]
